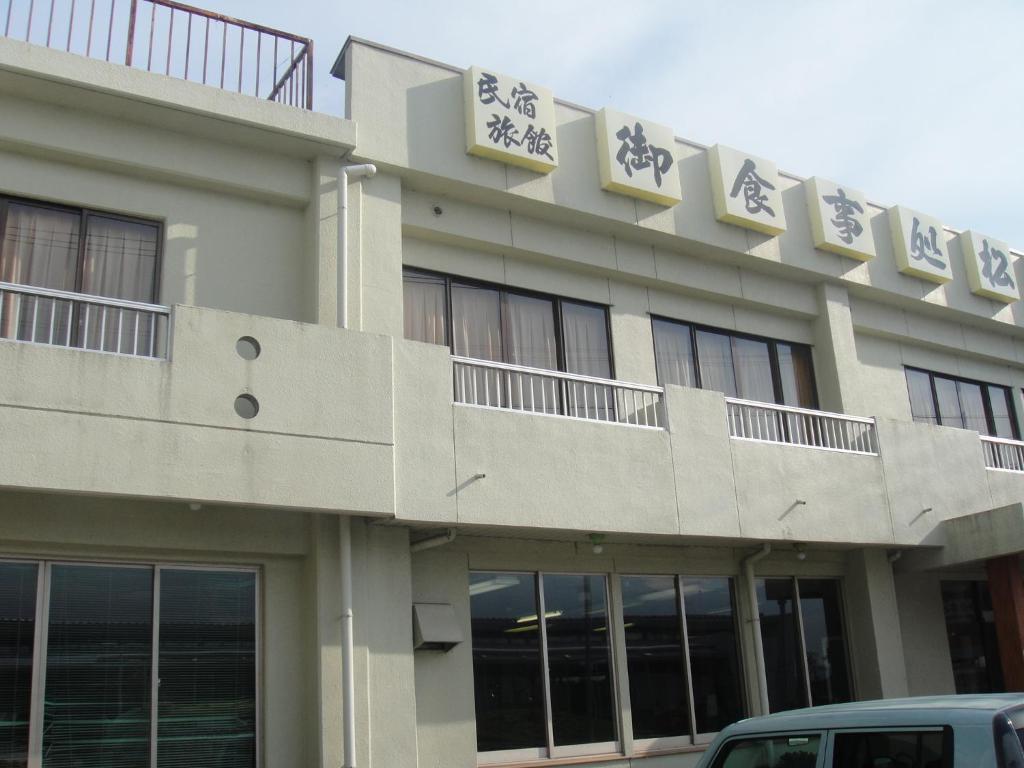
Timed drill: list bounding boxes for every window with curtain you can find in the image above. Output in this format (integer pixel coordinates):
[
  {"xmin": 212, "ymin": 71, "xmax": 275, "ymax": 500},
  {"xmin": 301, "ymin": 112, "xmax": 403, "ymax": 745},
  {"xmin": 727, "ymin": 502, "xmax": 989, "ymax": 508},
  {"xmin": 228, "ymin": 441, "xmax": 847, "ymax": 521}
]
[
  {"xmin": 403, "ymin": 268, "xmax": 614, "ymax": 417},
  {"xmin": 0, "ymin": 196, "xmax": 162, "ymax": 353},
  {"xmin": 756, "ymin": 577, "xmax": 852, "ymax": 712},
  {"xmin": 621, "ymin": 575, "xmax": 743, "ymax": 745},
  {"xmin": 652, "ymin": 317, "xmax": 817, "ymax": 409},
  {"xmin": 905, "ymin": 367, "xmax": 1019, "ymax": 438},
  {"xmin": 0, "ymin": 560, "xmax": 257, "ymax": 768},
  {"xmin": 469, "ymin": 571, "xmax": 617, "ymax": 761}
]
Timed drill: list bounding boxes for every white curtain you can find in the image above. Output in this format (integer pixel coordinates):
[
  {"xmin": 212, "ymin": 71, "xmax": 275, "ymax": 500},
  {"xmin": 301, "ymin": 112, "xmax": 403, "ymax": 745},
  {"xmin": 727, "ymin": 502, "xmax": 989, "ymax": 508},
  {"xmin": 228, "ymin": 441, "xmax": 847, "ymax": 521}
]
[
  {"xmin": 562, "ymin": 302, "xmax": 612, "ymax": 421},
  {"xmin": 652, "ymin": 319, "xmax": 696, "ymax": 387},
  {"xmin": 0, "ymin": 204, "xmax": 80, "ymax": 343},
  {"xmin": 506, "ymin": 294, "xmax": 557, "ymax": 413},
  {"xmin": 80, "ymin": 215, "xmax": 158, "ymax": 302},
  {"xmin": 403, "ymin": 274, "xmax": 447, "ymax": 346},
  {"xmin": 452, "ymin": 284, "xmax": 503, "ymax": 407}
]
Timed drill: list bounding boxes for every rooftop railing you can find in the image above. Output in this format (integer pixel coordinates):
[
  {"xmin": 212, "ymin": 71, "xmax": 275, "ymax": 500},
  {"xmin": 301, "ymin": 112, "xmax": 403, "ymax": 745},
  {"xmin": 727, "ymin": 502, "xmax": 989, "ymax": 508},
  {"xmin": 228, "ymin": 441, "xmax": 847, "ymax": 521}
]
[
  {"xmin": 452, "ymin": 356, "xmax": 665, "ymax": 429},
  {"xmin": 980, "ymin": 435, "xmax": 1024, "ymax": 473},
  {"xmin": 726, "ymin": 397, "xmax": 879, "ymax": 456},
  {"xmin": 2, "ymin": 0, "xmax": 313, "ymax": 108},
  {"xmin": 0, "ymin": 281, "xmax": 170, "ymax": 358}
]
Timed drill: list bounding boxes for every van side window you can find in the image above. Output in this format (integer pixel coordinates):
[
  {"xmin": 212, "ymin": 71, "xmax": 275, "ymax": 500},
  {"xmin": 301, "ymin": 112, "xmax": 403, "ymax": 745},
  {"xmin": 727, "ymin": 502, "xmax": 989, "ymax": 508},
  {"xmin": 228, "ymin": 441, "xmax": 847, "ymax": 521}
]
[
  {"xmin": 712, "ymin": 735, "xmax": 820, "ymax": 768},
  {"xmin": 833, "ymin": 730, "xmax": 948, "ymax": 768}
]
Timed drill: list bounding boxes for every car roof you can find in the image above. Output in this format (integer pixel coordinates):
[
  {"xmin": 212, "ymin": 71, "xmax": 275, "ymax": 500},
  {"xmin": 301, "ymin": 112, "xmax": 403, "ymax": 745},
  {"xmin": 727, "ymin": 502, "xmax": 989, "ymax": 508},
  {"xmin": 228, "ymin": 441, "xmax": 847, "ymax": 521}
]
[{"xmin": 721, "ymin": 695, "xmax": 1024, "ymax": 734}]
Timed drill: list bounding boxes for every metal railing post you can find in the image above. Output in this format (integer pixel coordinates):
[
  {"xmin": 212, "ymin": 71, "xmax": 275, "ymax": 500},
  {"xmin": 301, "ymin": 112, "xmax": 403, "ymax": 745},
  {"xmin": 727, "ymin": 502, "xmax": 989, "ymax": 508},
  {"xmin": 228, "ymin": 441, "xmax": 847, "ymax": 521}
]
[{"xmin": 124, "ymin": 0, "xmax": 138, "ymax": 64}]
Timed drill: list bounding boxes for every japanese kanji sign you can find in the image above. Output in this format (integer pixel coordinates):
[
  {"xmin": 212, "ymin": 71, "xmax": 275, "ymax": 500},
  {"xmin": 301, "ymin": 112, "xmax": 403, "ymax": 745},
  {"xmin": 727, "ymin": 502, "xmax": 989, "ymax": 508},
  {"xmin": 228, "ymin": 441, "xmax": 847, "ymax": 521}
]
[
  {"xmin": 959, "ymin": 230, "xmax": 1019, "ymax": 302},
  {"xmin": 805, "ymin": 177, "xmax": 875, "ymax": 261},
  {"xmin": 464, "ymin": 66, "xmax": 558, "ymax": 173},
  {"xmin": 595, "ymin": 108, "xmax": 681, "ymax": 206},
  {"xmin": 708, "ymin": 145, "xmax": 786, "ymax": 236},
  {"xmin": 889, "ymin": 206, "xmax": 952, "ymax": 284}
]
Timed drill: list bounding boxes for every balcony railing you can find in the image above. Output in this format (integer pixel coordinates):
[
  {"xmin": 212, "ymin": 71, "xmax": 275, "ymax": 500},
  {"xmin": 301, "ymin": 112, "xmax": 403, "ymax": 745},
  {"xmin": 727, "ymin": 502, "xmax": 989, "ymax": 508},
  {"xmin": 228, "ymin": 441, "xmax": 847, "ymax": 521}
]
[
  {"xmin": 452, "ymin": 356, "xmax": 665, "ymax": 429},
  {"xmin": 981, "ymin": 435, "xmax": 1024, "ymax": 473},
  {"xmin": 0, "ymin": 281, "xmax": 170, "ymax": 358},
  {"xmin": 726, "ymin": 397, "xmax": 879, "ymax": 455},
  {"xmin": 2, "ymin": 0, "xmax": 313, "ymax": 108}
]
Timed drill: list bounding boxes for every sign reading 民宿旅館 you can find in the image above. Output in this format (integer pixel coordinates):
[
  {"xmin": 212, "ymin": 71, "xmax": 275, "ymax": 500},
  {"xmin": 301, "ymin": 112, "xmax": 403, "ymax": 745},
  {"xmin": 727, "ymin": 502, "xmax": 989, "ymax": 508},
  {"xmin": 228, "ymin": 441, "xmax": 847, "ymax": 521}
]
[
  {"xmin": 805, "ymin": 177, "xmax": 875, "ymax": 261},
  {"xmin": 889, "ymin": 206, "xmax": 952, "ymax": 284},
  {"xmin": 959, "ymin": 230, "xmax": 1019, "ymax": 302},
  {"xmin": 595, "ymin": 108, "xmax": 680, "ymax": 206},
  {"xmin": 464, "ymin": 66, "xmax": 558, "ymax": 173},
  {"xmin": 708, "ymin": 145, "xmax": 786, "ymax": 236}
]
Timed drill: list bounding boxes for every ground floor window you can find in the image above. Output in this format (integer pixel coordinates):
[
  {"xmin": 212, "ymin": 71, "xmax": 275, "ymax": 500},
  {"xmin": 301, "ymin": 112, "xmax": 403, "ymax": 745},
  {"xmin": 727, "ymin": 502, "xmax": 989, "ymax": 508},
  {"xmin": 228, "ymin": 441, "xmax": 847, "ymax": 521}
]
[
  {"xmin": 468, "ymin": 572, "xmax": 617, "ymax": 760},
  {"xmin": 756, "ymin": 577, "xmax": 851, "ymax": 712},
  {"xmin": 0, "ymin": 560, "xmax": 257, "ymax": 768},
  {"xmin": 941, "ymin": 579, "xmax": 1004, "ymax": 693},
  {"xmin": 620, "ymin": 575, "xmax": 743, "ymax": 744}
]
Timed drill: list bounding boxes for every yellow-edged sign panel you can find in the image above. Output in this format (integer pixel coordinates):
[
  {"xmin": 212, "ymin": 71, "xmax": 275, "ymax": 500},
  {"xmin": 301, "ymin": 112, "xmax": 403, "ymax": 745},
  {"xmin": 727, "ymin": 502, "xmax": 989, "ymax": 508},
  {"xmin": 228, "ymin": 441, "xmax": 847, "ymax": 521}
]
[
  {"xmin": 959, "ymin": 230, "xmax": 1019, "ymax": 302},
  {"xmin": 464, "ymin": 66, "xmax": 558, "ymax": 173},
  {"xmin": 708, "ymin": 144, "xmax": 786, "ymax": 236},
  {"xmin": 805, "ymin": 177, "xmax": 875, "ymax": 261},
  {"xmin": 595, "ymin": 108, "xmax": 681, "ymax": 206},
  {"xmin": 889, "ymin": 206, "xmax": 952, "ymax": 284}
]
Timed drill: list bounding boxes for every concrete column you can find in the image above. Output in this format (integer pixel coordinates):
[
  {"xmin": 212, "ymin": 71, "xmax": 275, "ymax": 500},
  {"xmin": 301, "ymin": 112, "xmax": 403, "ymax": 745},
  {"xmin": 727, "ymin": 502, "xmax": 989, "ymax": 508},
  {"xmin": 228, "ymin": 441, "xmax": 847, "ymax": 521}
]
[
  {"xmin": 987, "ymin": 554, "xmax": 1024, "ymax": 691},
  {"xmin": 308, "ymin": 155, "xmax": 340, "ymax": 326},
  {"xmin": 845, "ymin": 549, "xmax": 909, "ymax": 700},
  {"xmin": 310, "ymin": 513, "xmax": 343, "ymax": 768},
  {"xmin": 811, "ymin": 283, "xmax": 863, "ymax": 414}
]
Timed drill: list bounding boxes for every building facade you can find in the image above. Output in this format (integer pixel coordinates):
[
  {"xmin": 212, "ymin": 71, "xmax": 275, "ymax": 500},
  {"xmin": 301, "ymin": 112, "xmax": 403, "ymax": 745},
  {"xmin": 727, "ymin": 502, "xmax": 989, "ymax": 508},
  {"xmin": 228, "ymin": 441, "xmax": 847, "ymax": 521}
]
[{"xmin": 2, "ymin": 7, "xmax": 1024, "ymax": 767}]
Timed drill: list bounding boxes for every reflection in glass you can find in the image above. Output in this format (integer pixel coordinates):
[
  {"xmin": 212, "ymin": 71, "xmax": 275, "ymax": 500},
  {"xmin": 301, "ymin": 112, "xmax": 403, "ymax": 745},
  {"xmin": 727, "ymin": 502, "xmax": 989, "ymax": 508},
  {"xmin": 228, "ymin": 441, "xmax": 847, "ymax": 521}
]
[
  {"xmin": 941, "ymin": 580, "xmax": 1004, "ymax": 693},
  {"xmin": 44, "ymin": 565, "xmax": 153, "ymax": 768},
  {"xmin": 756, "ymin": 578, "xmax": 805, "ymax": 713},
  {"xmin": 833, "ymin": 731, "xmax": 944, "ymax": 768},
  {"xmin": 469, "ymin": 572, "xmax": 545, "ymax": 753},
  {"xmin": 157, "ymin": 570, "xmax": 257, "ymax": 768},
  {"xmin": 716, "ymin": 735, "xmax": 820, "ymax": 768},
  {"xmin": 777, "ymin": 344, "xmax": 817, "ymax": 409},
  {"xmin": 621, "ymin": 576, "xmax": 688, "ymax": 739},
  {"xmin": 958, "ymin": 382, "xmax": 988, "ymax": 435},
  {"xmin": 0, "ymin": 562, "xmax": 37, "ymax": 768},
  {"xmin": 543, "ymin": 574, "xmax": 616, "ymax": 747},
  {"xmin": 934, "ymin": 376, "xmax": 963, "ymax": 428},
  {"xmin": 684, "ymin": 577, "xmax": 744, "ymax": 733},
  {"xmin": 988, "ymin": 386, "xmax": 1016, "ymax": 439},
  {"xmin": 797, "ymin": 579, "xmax": 851, "ymax": 705}
]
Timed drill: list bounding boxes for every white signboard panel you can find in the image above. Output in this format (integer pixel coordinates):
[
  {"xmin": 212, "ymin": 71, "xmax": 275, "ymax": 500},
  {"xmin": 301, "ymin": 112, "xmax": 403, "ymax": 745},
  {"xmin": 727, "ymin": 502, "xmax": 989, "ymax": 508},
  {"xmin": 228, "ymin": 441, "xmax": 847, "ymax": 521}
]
[
  {"xmin": 464, "ymin": 65, "xmax": 558, "ymax": 173},
  {"xmin": 805, "ymin": 177, "xmax": 875, "ymax": 261},
  {"xmin": 708, "ymin": 144, "xmax": 786, "ymax": 236},
  {"xmin": 889, "ymin": 206, "xmax": 952, "ymax": 284},
  {"xmin": 595, "ymin": 108, "xmax": 681, "ymax": 206},
  {"xmin": 959, "ymin": 230, "xmax": 1019, "ymax": 302}
]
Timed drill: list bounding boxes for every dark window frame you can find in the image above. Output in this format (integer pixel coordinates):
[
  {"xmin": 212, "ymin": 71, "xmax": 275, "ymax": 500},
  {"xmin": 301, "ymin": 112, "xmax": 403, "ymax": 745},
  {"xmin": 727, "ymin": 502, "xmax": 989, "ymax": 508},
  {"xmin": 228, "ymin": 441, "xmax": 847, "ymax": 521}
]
[
  {"xmin": 756, "ymin": 576, "xmax": 854, "ymax": 712},
  {"xmin": 905, "ymin": 366, "xmax": 1019, "ymax": 439},
  {"xmin": 650, "ymin": 314, "xmax": 818, "ymax": 409},
  {"xmin": 620, "ymin": 573, "xmax": 746, "ymax": 746},
  {"xmin": 0, "ymin": 193, "xmax": 164, "ymax": 305},
  {"xmin": 403, "ymin": 266, "xmax": 616, "ymax": 380},
  {"xmin": 468, "ymin": 569, "xmax": 620, "ymax": 761}
]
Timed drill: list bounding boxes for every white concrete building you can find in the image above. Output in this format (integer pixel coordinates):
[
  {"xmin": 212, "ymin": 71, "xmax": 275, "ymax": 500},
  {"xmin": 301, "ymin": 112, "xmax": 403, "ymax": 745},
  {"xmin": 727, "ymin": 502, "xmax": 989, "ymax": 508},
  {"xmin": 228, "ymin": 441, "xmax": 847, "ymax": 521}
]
[{"xmin": 2, "ymin": 5, "xmax": 1024, "ymax": 767}]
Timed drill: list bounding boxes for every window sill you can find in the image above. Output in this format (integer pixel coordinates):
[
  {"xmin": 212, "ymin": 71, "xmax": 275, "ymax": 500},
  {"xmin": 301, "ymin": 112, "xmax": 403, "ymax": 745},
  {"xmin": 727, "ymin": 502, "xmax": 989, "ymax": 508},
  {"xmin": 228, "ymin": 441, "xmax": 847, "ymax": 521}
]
[{"xmin": 478, "ymin": 744, "xmax": 709, "ymax": 768}]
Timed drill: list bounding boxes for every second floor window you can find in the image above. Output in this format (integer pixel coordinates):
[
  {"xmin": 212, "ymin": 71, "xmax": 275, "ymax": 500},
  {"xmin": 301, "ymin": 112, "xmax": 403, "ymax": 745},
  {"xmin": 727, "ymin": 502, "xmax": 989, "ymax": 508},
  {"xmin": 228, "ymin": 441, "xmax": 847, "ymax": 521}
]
[
  {"xmin": 403, "ymin": 268, "xmax": 613, "ymax": 378},
  {"xmin": 0, "ymin": 195, "xmax": 162, "ymax": 354},
  {"xmin": 652, "ymin": 317, "xmax": 817, "ymax": 408},
  {"xmin": 905, "ymin": 367, "xmax": 1018, "ymax": 438}
]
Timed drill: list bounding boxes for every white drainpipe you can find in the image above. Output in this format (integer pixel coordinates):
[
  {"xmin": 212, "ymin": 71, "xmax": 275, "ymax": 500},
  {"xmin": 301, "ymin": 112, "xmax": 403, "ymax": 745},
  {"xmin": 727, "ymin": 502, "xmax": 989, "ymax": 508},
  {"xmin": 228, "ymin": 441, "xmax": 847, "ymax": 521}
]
[
  {"xmin": 337, "ymin": 163, "xmax": 377, "ymax": 330},
  {"xmin": 339, "ymin": 516, "xmax": 357, "ymax": 767},
  {"xmin": 741, "ymin": 543, "xmax": 772, "ymax": 715}
]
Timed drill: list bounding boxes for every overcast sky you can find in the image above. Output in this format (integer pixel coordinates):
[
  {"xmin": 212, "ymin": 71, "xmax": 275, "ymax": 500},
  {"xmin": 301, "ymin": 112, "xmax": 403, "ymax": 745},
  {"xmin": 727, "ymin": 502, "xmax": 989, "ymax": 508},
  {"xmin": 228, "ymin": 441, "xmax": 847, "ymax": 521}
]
[{"xmin": 215, "ymin": 0, "xmax": 1022, "ymax": 248}]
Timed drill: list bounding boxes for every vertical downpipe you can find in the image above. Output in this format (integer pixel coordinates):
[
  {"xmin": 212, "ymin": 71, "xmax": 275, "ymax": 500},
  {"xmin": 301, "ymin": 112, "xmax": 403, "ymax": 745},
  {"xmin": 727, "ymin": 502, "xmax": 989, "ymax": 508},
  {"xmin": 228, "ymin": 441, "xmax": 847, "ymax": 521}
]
[
  {"xmin": 742, "ymin": 543, "xmax": 772, "ymax": 715},
  {"xmin": 339, "ymin": 516, "xmax": 356, "ymax": 768}
]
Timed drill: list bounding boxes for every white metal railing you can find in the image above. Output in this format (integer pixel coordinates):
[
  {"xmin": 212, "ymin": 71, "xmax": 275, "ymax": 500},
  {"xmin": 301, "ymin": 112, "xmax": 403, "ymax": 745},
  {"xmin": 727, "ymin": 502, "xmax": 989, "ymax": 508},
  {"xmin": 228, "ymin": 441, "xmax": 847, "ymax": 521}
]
[
  {"xmin": 725, "ymin": 397, "xmax": 879, "ymax": 455},
  {"xmin": 452, "ymin": 355, "xmax": 665, "ymax": 429},
  {"xmin": 0, "ymin": 281, "xmax": 170, "ymax": 358},
  {"xmin": 981, "ymin": 435, "xmax": 1024, "ymax": 472}
]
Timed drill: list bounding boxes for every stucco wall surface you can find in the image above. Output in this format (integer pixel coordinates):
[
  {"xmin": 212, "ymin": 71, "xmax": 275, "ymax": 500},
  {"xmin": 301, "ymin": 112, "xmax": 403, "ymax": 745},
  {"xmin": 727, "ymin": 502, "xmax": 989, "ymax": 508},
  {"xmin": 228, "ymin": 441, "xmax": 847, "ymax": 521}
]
[{"xmin": 0, "ymin": 306, "xmax": 396, "ymax": 513}]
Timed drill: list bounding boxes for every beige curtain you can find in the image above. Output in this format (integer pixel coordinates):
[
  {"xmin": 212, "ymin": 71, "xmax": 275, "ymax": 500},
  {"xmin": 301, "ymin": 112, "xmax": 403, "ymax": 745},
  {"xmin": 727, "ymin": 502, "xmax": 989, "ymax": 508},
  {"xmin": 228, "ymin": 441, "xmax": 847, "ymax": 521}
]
[
  {"xmin": 402, "ymin": 273, "xmax": 447, "ymax": 346},
  {"xmin": 0, "ymin": 203, "xmax": 80, "ymax": 343},
  {"xmin": 652, "ymin": 319, "xmax": 696, "ymax": 388}
]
